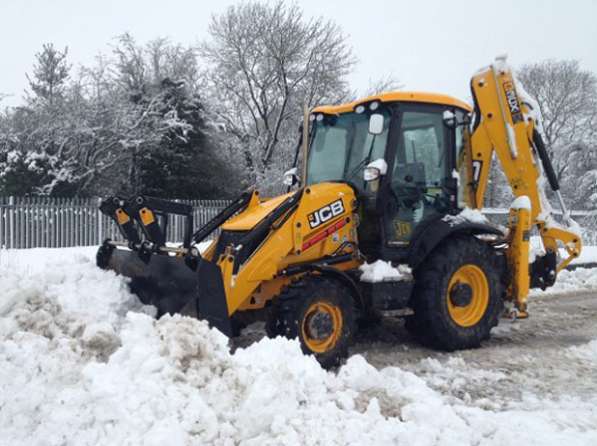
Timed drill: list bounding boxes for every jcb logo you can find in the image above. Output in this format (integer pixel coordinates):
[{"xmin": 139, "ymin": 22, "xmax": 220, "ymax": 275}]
[
  {"xmin": 503, "ymin": 80, "xmax": 523, "ymax": 124},
  {"xmin": 308, "ymin": 199, "xmax": 345, "ymax": 229}
]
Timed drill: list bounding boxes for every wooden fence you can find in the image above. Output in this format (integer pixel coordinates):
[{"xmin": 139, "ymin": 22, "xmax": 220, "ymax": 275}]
[{"xmin": 0, "ymin": 196, "xmax": 230, "ymax": 249}]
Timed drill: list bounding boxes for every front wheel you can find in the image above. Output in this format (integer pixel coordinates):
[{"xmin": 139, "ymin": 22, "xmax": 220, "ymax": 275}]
[
  {"xmin": 270, "ymin": 276, "xmax": 356, "ymax": 368},
  {"xmin": 409, "ymin": 235, "xmax": 503, "ymax": 350}
]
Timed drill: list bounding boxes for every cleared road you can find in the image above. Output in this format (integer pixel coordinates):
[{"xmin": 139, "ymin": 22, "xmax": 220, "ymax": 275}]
[{"xmin": 351, "ymin": 291, "xmax": 597, "ymax": 408}]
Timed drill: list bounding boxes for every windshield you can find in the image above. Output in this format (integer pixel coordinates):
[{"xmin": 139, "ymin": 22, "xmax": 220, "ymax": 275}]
[{"xmin": 305, "ymin": 109, "xmax": 390, "ymax": 191}]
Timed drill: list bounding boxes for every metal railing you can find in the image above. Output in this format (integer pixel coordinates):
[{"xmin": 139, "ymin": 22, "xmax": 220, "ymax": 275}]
[
  {"xmin": 1, "ymin": 196, "xmax": 595, "ymax": 249},
  {"xmin": 0, "ymin": 196, "xmax": 230, "ymax": 249}
]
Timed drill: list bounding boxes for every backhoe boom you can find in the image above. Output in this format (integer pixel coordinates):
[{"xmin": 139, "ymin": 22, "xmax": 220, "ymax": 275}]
[{"xmin": 468, "ymin": 56, "xmax": 582, "ymax": 314}]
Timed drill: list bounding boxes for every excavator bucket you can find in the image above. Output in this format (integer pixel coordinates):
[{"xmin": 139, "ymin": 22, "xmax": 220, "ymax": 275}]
[{"xmin": 96, "ymin": 193, "xmax": 253, "ymax": 336}]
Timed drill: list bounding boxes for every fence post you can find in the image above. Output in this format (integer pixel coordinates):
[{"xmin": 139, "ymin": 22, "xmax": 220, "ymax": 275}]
[
  {"xmin": 0, "ymin": 197, "xmax": 4, "ymax": 249},
  {"xmin": 97, "ymin": 198, "xmax": 103, "ymax": 245},
  {"xmin": 8, "ymin": 196, "xmax": 15, "ymax": 249}
]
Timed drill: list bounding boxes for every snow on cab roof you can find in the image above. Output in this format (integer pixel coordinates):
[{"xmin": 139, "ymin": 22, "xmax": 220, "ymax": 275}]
[{"xmin": 312, "ymin": 91, "xmax": 472, "ymax": 115}]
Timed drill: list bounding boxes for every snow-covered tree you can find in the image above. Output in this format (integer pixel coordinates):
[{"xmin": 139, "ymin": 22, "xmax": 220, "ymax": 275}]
[
  {"xmin": 0, "ymin": 37, "xmax": 237, "ymax": 198},
  {"xmin": 0, "ymin": 44, "xmax": 77, "ymax": 196},
  {"xmin": 200, "ymin": 0, "xmax": 355, "ymax": 191},
  {"xmin": 517, "ymin": 60, "xmax": 597, "ymax": 184},
  {"xmin": 105, "ymin": 34, "xmax": 237, "ymax": 198},
  {"xmin": 517, "ymin": 60, "xmax": 597, "ymax": 240},
  {"xmin": 26, "ymin": 44, "xmax": 71, "ymax": 107}
]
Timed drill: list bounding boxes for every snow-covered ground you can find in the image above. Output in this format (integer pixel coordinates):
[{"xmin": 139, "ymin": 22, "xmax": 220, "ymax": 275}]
[
  {"xmin": 1, "ymin": 247, "xmax": 597, "ymax": 445},
  {"xmin": 570, "ymin": 244, "xmax": 597, "ymax": 265}
]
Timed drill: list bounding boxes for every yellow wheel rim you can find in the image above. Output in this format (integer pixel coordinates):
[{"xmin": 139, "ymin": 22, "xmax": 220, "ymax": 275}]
[
  {"xmin": 301, "ymin": 301, "xmax": 343, "ymax": 353},
  {"xmin": 447, "ymin": 264, "xmax": 489, "ymax": 327}
]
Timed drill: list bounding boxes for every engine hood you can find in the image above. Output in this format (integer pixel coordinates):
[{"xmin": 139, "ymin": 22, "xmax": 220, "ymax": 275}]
[{"xmin": 221, "ymin": 193, "xmax": 293, "ymax": 231}]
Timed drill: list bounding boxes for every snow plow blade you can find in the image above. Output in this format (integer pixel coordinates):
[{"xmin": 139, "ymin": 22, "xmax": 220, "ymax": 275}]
[{"xmin": 96, "ymin": 242, "xmax": 232, "ymax": 336}]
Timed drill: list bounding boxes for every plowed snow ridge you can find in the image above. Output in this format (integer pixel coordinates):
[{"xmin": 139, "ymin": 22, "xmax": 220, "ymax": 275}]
[{"xmin": 1, "ymin": 248, "xmax": 596, "ymax": 445}]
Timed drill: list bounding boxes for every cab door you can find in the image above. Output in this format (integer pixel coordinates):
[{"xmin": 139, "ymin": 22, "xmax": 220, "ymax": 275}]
[{"xmin": 383, "ymin": 104, "xmax": 457, "ymax": 247}]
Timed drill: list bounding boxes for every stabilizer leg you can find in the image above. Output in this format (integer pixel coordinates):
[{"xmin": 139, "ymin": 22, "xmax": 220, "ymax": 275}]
[{"xmin": 506, "ymin": 201, "xmax": 531, "ymax": 318}]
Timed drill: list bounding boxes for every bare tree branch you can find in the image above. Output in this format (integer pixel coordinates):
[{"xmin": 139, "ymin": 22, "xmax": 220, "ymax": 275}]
[{"xmin": 199, "ymin": 0, "xmax": 355, "ymax": 183}]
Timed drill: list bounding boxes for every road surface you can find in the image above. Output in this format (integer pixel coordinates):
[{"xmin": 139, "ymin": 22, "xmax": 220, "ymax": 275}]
[
  {"xmin": 238, "ymin": 290, "xmax": 597, "ymax": 408},
  {"xmin": 351, "ymin": 291, "xmax": 597, "ymax": 408}
]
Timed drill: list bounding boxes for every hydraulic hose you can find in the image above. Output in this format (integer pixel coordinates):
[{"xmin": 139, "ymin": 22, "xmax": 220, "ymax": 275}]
[{"xmin": 532, "ymin": 129, "xmax": 559, "ymax": 192}]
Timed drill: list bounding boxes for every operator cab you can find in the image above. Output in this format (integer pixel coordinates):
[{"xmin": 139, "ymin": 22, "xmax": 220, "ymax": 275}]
[{"xmin": 304, "ymin": 92, "xmax": 472, "ymax": 261}]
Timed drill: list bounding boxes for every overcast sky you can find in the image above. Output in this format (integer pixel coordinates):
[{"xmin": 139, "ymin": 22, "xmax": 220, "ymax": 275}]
[{"xmin": 1, "ymin": 0, "xmax": 596, "ymax": 107}]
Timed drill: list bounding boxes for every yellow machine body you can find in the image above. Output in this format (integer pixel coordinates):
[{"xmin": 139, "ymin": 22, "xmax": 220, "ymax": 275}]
[
  {"xmin": 468, "ymin": 62, "xmax": 581, "ymax": 310},
  {"xmin": 208, "ymin": 183, "xmax": 360, "ymax": 314},
  {"xmin": 98, "ymin": 57, "xmax": 582, "ymax": 360}
]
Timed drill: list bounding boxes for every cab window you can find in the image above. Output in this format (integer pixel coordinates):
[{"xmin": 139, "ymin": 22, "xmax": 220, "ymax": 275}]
[{"xmin": 387, "ymin": 108, "xmax": 448, "ymax": 244}]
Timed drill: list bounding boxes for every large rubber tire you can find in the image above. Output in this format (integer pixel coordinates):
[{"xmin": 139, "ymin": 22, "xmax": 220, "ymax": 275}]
[
  {"xmin": 409, "ymin": 235, "xmax": 503, "ymax": 350},
  {"xmin": 269, "ymin": 275, "xmax": 356, "ymax": 369}
]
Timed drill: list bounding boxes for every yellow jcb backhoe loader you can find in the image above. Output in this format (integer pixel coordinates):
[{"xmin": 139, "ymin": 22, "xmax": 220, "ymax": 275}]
[{"xmin": 97, "ymin": 56, "xmax": 581, "ymax": 368}]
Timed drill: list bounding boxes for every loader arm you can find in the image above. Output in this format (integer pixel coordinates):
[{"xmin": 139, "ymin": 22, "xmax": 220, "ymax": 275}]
[{"xmin": 467, "ymin": 56, "xmax": 582, "ymax": 313}]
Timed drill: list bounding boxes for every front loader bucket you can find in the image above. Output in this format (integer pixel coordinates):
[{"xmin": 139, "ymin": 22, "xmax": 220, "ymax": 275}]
[
  {"xmin": 97, "ymin": 245, "xmax": 232, "ymax": 336},
  {"xmin": 96, "ymin": 193, "xmax": 255, "ymax": 337}
]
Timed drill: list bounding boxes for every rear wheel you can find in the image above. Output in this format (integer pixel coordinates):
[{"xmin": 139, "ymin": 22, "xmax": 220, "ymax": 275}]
[
  {"xmin": 409, "ymin": 235, "xmax": 503, "ymax": 350},
  {"xmin": 269, "ymin": 276, "xmax": 356, "ymax": 368}
]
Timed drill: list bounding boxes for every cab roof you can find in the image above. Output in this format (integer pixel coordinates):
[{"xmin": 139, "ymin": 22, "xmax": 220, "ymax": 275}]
[{"xmin": 312, "ymin": 91, "xmax": 472, "ymax": 114}]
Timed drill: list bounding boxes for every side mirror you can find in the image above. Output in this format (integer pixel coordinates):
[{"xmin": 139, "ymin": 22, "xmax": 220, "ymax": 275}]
[
  {"xmin": 368, "ymin": 113, "xmax": 384, "ymax": 135},
  {"xmin": 443, "ymin": 110, "xmax": 456, "ymax": 128},
  {"xmin": 363, "ymin": 158, "xmax": 388, "ymax": 182},
  {"xmin": 443, "ymin": 110, "xmax": 471, "ymax": 128},
  {"xmin": 283, "ymin": 167, "xmax": 300, "ymax": 186}
]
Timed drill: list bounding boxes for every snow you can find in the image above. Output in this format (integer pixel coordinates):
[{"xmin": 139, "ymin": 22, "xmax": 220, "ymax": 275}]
[
  {"xmin": 529, "ymin": 236, "xmax": 546, "ymax": 264},
  {"xmin": 536, "ymin": 175, "xmax": 555, "ymax": 222},
  {"xmin": 0, "ymin": 241, "xmax": 213, "ymax": 272},
  {"xmin": 567, "ymin": 339, "xmax": 597, "ymax": 363},
  {"xmin": 1, "ymin": 246, "xmax": 597, "ymax": 445},
  {"xmin": 194, "ymin": 240, "xmax": 214, "ymax": 253},
  {"xmin": 458, "ymin": 208, "xmax": 489, "ymax": 224},
  {"xmin": 442, "ymin": 207, "xmax": 490, "ymax": 227},
  {"xmin": 529, "ymin": 235, "xmax": 596, "ymax": 266},
  {"xmin": 359, "ymin": 260, "xmax": 412, "ymax": 283},
  {"xmin": 494, "ymin": 53, "xmax": 509, "ymax": 72},
  {"xmin": 511, "ymin": 195, "xmax": 531, "ymax": 210},
  {"xmin": 513, "ymin": 74, "xmax": 545, "ymax": 136},
  {"xmin": 365, "ymin": 158, "xmax": 388, "ymax": 175},
  {"xmin": 505, "ymin": 122, "xmax": 518, "ymax": 158},
  {"xmin": 488, "ymin": 55, "xmax": 519, "ymax": 159},
  {"xmin": 442, "ymin": 109, "xmax": 455, "ymax": 121},
  {"xmin": 565, "ymin": 216, "xmax": 582, "ymax": 238},
  {"xmin": 532, "ymin": 266, "xmax": 597, "ymax": 296},
  {"xmin": 528, "ymin": 236, "xmax": 597, "ymax": 266},
  {"xmin": 534, "ymin": 170, "xmax": 582, "ymax": 239},
  {"xmin": 574, "ymin": 244, "xmax": 597, "ymax": 264},
  {"xmin": 283, "ymin": 167, "xmax": 299, "ymax": 185}
]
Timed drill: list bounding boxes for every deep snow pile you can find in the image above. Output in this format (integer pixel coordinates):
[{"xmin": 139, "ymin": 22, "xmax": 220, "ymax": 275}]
[{"xmin": 1, "ymin": 248, "xmax": 597, "ymax": 445}]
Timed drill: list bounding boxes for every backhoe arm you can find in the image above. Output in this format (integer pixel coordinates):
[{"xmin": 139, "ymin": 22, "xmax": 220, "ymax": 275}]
[{"xmin": 467, "ymin": 56, "xmax": 582, "ymax": 313}]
